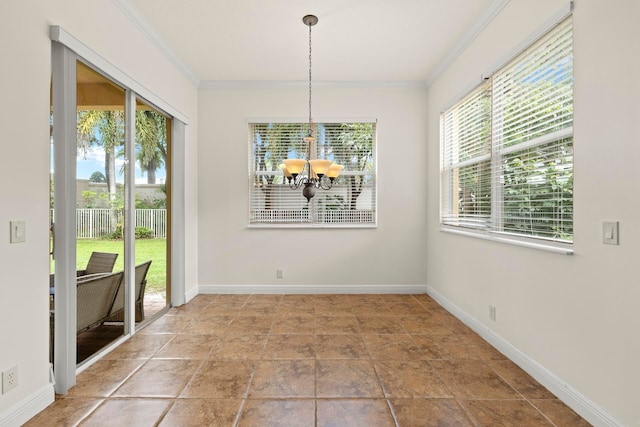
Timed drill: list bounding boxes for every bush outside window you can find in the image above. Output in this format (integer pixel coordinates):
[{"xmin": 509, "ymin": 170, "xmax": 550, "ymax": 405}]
[{"xmin": 440, "ymin": 17, "xmax": 573, "ymax": 246}]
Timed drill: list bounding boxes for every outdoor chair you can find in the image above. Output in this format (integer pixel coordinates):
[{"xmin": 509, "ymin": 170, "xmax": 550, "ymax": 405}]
[
  {"xmin": 50, "ymin": 271, "xmax": 124, "ymax": 362},
  {"xmin": 77, "ymin": 271, "xmax": 123, "ymax": 333},
  {"xmin": 50, "ymin": 251, "xmax": 119, "ymax": 293},
  {"xmin": 106, "ymin": 260, "xmax": 152, "ymax": 323},
  {"xmin": 77, "ymin": 251, "xmax": 119, "ymax": 277},
  {"xmin": 51, "ymin": 270, "xmax": 123, "ymax": 339}
]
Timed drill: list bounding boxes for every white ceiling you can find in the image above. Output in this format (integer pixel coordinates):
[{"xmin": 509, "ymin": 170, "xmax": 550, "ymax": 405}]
[{"xmin": 123, "ymin": 0, "xmax": 502, "ymax": 86}]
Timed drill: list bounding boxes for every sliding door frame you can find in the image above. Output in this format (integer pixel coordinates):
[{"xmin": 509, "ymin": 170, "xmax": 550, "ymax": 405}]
[
  {"xmin": 50, "ymin": 26, "xmax": 187, "ymax": 394},
  {"xmin": 51, "ymin": 41, "xmax": 78, "ymax": 394}
]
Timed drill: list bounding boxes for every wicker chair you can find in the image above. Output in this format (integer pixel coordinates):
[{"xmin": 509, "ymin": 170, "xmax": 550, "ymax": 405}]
[
  {"xmin": 76, "ymin": 271, "xmax": 124, "ymax": 332},
  {"xmin": 77, "ymin": 251, "xmax": 119, "ymax": 277},
  {"xmin": 49, "ymin": 252, "xmax": 119, "ymax": 292},
  {"xmin": 106, "ymin": 260, "xmax": 152, "ymax": 323},
  {"xmin": 50, "ymin": 271, "xmax": 124, "ymax": 362}
]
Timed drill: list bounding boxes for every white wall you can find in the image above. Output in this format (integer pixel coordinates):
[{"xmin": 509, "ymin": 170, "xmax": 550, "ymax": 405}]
[
  {"xmin": 198, "ymin": 86, "xmax": 428, "ymax": 290},
  {"xmin": 426, "ymin": 0, "xmax": 640, "ymax": 425},
  {"xmin": 0, "ymin": 0, "xmax": 198, "ymax": 421}
]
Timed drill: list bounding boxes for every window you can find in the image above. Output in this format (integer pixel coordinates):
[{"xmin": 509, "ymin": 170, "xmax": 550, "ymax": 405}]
[
  {"xmin": 440, "ymin": 16, "xmax": 573, "ymax": 248},
  {"xmin": 249, "ymin": 121, "xmax": 376, "ymax": 226}
]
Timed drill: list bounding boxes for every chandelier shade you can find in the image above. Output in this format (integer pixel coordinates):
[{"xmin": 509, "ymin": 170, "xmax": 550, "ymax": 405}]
[
  {"xmin": 326, "ymin": 164, "xmax": 345, "ymax": 179},
  {"xmin": 278, "ymin": 163, "xmax": 292, "ymax": 177},
  {"xmin": 308, "ymin": 159, "xmax": 333, "ymax": 176},
  {"xmin": 282, "ymin": 159, "xmax": 307, "ymax": 176}
]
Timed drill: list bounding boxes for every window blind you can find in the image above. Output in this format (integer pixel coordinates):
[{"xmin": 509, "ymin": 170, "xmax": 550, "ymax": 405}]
[
  {"xmin": 492, "ymin": 16, "xmax": 573, "ymax": 241},
  {"xmin": 249, "ymin": 122, "xmax": 376, "ymax": 226},
  {"xmin": 440, "ymin": 15, "xmax": 573, "ymax": 244},
  {"xmin": 441, "ymin": 83, "xmax": 492, "ymax": 229}
]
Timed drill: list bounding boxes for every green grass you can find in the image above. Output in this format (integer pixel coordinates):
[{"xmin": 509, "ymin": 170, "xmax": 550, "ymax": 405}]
[{"xmin": 73, "ymin": 238, "xmax": 167, "ymax": 294}]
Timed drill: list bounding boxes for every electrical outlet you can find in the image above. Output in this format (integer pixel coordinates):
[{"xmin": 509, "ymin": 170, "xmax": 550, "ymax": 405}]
[
  {"xmin": 2, "ymin": 365, "xmax": 18, "ymax": 394},
  {"xmin": 276, "ymin": 268, "xmax": 284, "ymax": 279},
  {"xmin": 489, "ymin": 305, "xmax": 497, "ymax": 321}
]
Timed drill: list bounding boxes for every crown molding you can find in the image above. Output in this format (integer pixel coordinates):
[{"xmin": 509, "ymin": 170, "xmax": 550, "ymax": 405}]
[
  {"xmin": 199, "ymin": 80, "xmax": 427, "ymax": 90},
  {"xmin": 112, "ymin": 0, "xmax": 200, "ymax": 87},
  {"xmin": 425, "ymin": 0, "xmax": 511, "ymax": 87}
]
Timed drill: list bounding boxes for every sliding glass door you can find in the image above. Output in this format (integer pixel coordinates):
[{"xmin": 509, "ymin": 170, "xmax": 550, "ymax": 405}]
[{"xmin": 51, "ymin": 42, "xmax": 172, "ymax": 393}]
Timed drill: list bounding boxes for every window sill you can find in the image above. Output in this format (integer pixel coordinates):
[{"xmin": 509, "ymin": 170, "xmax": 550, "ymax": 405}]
[
  {"xmin": 249, "ymin": 223, "xmax": 377, "ymax": 229},
  {"xmin": 439, "ymin": 226, "xmax": 573, "ymax": 255}
]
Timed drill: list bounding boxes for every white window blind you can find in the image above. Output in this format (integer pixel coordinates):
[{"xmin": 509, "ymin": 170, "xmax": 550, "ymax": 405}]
[
  {"xmin": 441, "ymin": 15, "xmax": 573, "ymax": 245},
  {"xmin": 441, "ymin": 83, "xmax": 492, "ymax": 229},
  {"xmin": 249, "ymin": 121, "xmax": 376, "ymax": 226}
]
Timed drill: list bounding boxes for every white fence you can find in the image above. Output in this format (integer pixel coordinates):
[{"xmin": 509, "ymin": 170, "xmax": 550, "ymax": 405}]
[{"xmin": 51, "ymin": 209, "xmax": 167, "ymax": 239}]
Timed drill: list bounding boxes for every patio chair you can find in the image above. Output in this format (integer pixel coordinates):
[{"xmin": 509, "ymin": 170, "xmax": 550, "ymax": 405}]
[
  {"xmin": 50, "ymin": 271, "xmax": 124, "ymax": 362},
  {"xmin": 76, "ymin": 271, "xmax": 124, "ymax": 333},
  {"xmin": 106, "ymin": 260, "xmax": 152, "ymax": 323},
  {"xmin": 77, "ymin": 251, "xmax": 119, "ymax": 277}
]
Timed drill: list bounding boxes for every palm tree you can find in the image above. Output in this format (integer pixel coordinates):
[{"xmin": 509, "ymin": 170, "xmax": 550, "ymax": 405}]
[
  {"xmin": 77, "ymin": 110, "xmax": 125, "ymax": 204},
  {"xmin": 135, "ymin": 110, "xmax": 167, "ymax": 184}
]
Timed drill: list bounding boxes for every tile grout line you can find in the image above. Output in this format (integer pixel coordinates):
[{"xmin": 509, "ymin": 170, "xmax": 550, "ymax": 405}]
[
  {"xmin": 234, "ymin": 295, "xmax": 281, "ymax": 425},
  {"xmin": 153, "ymin": 398, "xmax": 176, "ymax": 427},
  {"xmin": 314, "ymin": 300, "xmax": 318, "ymax": 427}
]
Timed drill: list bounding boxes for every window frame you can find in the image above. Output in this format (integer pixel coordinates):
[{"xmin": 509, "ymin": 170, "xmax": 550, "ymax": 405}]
[
  {"xmin": 248, "ymin": 119, "xmax": 378, "ymax": 229},
  {"xmin": 439, "ymin": 14, "xmax": 574, "ymax": 255}
]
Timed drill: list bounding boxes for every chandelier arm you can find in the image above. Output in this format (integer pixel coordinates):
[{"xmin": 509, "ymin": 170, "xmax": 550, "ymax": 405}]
[
  {"xmin": 319, "ymin": 176, "xmax": 333, "ymax": 190},
  {"xmin": 289, "ymin": 177, "xmax": 301, "ymax": 189},
  {"xmin": 290, "ymin": 161, "xmax": 311, "ymax": 189}
]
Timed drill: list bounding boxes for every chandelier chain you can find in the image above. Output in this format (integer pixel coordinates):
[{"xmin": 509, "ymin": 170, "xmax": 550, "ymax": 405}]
[
  {"xmin": 280, "ymin": 15, "xmax": 341, "ymax": 203},
  {"xmin": 308, "ymin": 22, "xmax": 313, "ymax": 135}
]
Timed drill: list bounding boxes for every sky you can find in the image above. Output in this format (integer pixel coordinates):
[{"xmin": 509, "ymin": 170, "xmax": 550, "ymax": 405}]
[
  {"xmin": 52, "ymin": 144, "xmax": 166, "ymax": 185},
  {"xmin": 78, "ymin": 146, "xmax": 166, "ymax": 185}
]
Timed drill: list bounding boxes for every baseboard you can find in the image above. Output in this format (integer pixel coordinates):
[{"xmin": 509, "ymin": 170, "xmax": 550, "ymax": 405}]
[
  {"xmin": 198, "ymin": 284, "xmax": 428, "ymax": 295},
  {"xmin": 184, "ymin": 285, "xmax": 199, "ymax": 303},
  {"xmin": 426, "ymin": 285, "xmax": 622, "ymax": 427},
  {"xmin": 0, "ymin": 383, "xmax": 54, "ymax": 427}
]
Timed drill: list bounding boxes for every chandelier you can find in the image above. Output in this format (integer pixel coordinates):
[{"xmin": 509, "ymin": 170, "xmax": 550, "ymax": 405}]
[{"xmin": 279, "ymin": 15, "xmax": 344, "ymax": 202}]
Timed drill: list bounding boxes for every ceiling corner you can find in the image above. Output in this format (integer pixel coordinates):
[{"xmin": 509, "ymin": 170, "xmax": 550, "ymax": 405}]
[
  {"xmin": 112, "ymin": 0, "xmax": 201, "ymax": 88},
  {"xmin": 424, "ymin": 0, "xmax": 511, "ymax": 87}
]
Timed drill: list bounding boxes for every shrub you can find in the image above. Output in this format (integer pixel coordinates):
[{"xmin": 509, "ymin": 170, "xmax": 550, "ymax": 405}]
[
  {"xmin": 135, "ymin": 227, "xmax": 154, "ymax": 239},
  {"xmin": 104, "ymin": 225, "xmax": 154, "ymax": 240},
  {"xmin": 105, "ymin": 224, "xmax": 123, "ymax": 240}
]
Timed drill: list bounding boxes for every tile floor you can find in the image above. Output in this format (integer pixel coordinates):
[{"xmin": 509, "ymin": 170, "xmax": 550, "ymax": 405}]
[
  {"xmin": 75, "ymin": 292, "xmax": 168, "ymax": 363},
  {"xmin": 27, "ymin": 294, "xmax": 591, "ymax": 426}
]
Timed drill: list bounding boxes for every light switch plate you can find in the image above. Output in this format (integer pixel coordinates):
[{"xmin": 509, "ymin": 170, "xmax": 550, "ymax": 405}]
[
  {"xmin": 10, "ymin": 220, "xmax": 26, "ymax": 244},
  {"xmin": 602, "ymin": 221, "xmax": 619, "ymax": 245}
]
